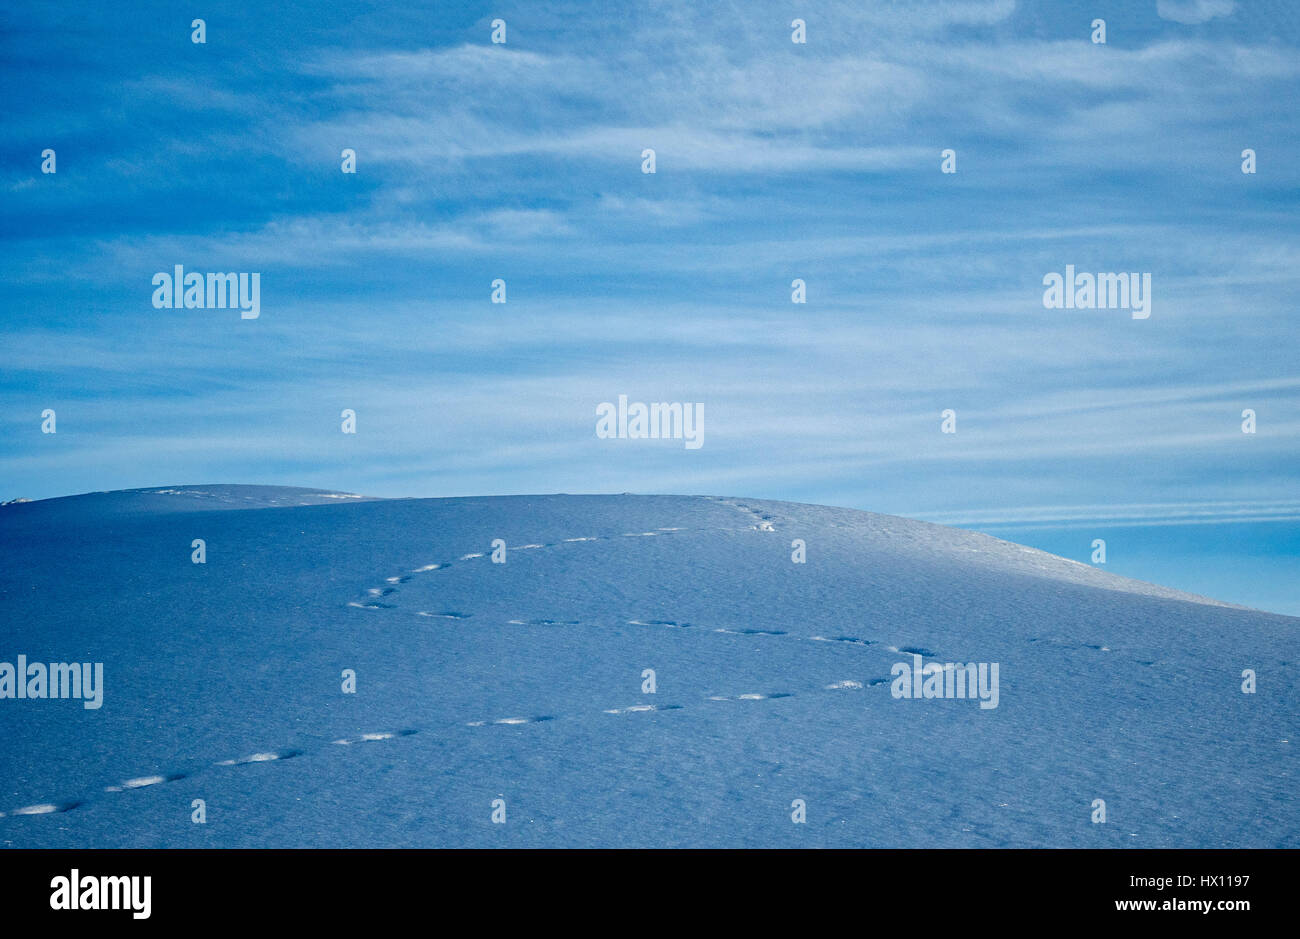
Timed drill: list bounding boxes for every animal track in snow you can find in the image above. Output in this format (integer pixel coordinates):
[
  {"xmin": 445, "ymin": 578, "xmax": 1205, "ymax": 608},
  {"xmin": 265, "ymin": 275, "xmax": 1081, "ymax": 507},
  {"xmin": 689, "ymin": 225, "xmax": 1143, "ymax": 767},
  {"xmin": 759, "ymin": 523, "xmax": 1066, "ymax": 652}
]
[
  {"xmin": 810, "ymin": 634, "xmax": 876, "ymax": 646},
  {"xmin": 707, "ymin": 692, "xmax": 793, "ymax": 701},
  {"xmin": 1, "ymin": 729, "xmax": 423, "ymax": 821},
  {"xmin": 332, "ymin": 730, "xmax": 418, "ymax": 745},
  {"xmin": 216, "ymin": 749, "xmax": 302, "ymax": 766},
  {"xmin": 4, "ymin": 802, "xmax": 80, "ymax": 817},
  {"xmin": 621, "ymin": 617, "xmax": 957, "ymax": 672},
  {"xmin": 711, "ymin": 498, "xmax": 780, "ymax": 531},
  {"xmin": 629, "ymin": 619, "xmax": 788, "ymax": 639},
  {"xmin": 0, "ymin": 517, "xmax": 964, "ymax": 825},
  {"xmin": 348, "ymin": 521, "xmax": 783, "ymax": 616},
  {"xmin": 892, "ymin": 646, "xmax": 938, "ymax": 657},
  {"xmin": 3, "ymin": 659, "xmax": 904, "ymax": 824},
  {"xmin": 105, "ymin": 773, "xmax": 186, "ymax": 792}
]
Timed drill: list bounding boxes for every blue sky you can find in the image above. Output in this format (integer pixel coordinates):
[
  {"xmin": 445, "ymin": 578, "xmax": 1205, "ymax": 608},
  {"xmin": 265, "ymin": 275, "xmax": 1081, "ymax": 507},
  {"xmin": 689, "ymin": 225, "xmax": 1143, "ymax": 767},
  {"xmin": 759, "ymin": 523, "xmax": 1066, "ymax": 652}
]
[{"xmin": 2, "ymin": 0, "xmax": 1298, "ymax": 613}]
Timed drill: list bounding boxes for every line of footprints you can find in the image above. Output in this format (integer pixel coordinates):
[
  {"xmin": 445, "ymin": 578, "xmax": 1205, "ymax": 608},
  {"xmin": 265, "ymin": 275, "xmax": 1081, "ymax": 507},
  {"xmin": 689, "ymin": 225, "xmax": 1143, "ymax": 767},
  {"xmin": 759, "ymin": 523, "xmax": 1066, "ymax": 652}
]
[
  {"xmin": 0, "ymin": 659, "xmax": 906, "ymax": 820},
  {"xmin": 0, "ymin": 501, "xmax": 891, "ymax": 820},
  {"xmin": 1, "ymin": 498, "xmax": 1138, "ymax": 822}
]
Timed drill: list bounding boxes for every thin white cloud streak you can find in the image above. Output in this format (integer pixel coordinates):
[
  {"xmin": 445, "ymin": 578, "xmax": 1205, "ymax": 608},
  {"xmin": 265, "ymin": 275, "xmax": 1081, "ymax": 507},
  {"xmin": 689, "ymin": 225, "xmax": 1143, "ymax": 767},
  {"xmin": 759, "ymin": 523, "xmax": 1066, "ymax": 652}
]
[{"xmin": 912, "ymin": 498, "xmax": 1300, "ymax": 527}]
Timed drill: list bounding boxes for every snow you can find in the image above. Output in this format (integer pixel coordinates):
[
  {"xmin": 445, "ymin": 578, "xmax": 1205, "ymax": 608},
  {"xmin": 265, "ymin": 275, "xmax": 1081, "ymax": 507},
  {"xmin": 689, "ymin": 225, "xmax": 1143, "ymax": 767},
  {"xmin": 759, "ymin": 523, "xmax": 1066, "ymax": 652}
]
[{"xmin": 0, "ymin": 485, "xmax": 1294, "ymax": 847}]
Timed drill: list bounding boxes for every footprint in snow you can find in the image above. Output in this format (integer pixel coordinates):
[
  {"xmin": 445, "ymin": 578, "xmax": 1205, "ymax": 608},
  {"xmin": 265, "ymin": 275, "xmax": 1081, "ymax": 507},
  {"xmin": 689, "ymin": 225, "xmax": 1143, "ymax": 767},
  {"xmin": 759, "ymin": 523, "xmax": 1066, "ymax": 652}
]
[
  {"xmin": 894, "ymin": 646, "xmax": 938, "ymax": 657},
  {"xmin": 216, "ymin": 749, "xmax": 302, "ymax": 766},
  {"xmin": 333, "ymin": 729, "xmax": 418, "ymax": 745},
  {"xmin": 7, "ymin": 802, "xmax": 79, "ymax": 816},
  {"xmin": 105, "ymin": 773, "xmax": 186, "ymax": 792},
  {"xmin": 603, "ymin": 704, "xmax": 684, "ymax": 714}
]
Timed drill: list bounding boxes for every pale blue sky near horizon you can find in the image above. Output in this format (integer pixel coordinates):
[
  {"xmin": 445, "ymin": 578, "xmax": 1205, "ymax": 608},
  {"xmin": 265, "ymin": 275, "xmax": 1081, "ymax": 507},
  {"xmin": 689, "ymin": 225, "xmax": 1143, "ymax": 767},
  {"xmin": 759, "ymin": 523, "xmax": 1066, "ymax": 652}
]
[{"xmin": 2, "ymin": 0, "xmax": 1298, "ymax": 614}]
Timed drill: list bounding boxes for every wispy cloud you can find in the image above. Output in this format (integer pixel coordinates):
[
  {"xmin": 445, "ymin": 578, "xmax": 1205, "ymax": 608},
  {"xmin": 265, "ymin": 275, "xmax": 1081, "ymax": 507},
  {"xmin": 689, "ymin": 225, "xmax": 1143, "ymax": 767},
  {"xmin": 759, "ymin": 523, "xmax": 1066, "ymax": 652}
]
[{"xmin": 913, "ymin": 498, "xmax": 1300, "ymax": 527}]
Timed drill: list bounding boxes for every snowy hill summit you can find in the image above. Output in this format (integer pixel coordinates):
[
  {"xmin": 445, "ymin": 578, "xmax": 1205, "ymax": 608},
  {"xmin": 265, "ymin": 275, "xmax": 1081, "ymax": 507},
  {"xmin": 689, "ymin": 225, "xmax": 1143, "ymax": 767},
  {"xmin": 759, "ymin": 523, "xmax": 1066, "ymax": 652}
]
[
  {"xmin": 0, "ymin": 486, "xmax": 1294, "ymax": 847},
  {"xmin": 0, "ymin": 484, "xmax": 377, "ymax": 519}
]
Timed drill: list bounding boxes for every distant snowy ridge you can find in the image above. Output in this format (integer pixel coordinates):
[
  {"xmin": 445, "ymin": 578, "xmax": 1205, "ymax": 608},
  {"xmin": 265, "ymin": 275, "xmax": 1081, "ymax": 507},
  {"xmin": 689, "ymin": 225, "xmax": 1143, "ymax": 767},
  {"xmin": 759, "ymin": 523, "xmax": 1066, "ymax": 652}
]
[{"xmin": 1, "ymin": 485, "xmax": 1251, "ymax": 610}]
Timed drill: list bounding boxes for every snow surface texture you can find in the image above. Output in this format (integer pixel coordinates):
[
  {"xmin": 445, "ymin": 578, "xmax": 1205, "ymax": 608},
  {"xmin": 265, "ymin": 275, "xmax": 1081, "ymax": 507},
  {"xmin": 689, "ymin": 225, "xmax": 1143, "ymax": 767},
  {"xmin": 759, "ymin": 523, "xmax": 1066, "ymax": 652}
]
[{"xmin": 0, "ymin": 485, "xmax": 1294, "ymax": 847}]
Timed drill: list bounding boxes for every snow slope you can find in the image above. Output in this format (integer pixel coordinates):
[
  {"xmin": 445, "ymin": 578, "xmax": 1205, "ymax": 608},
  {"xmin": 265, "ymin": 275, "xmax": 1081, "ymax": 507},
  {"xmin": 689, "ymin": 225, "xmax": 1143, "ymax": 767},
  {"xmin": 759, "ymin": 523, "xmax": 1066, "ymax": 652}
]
[{"xmin": 0, "ymin": 486, "xmax": 1294, "ymax": 847}]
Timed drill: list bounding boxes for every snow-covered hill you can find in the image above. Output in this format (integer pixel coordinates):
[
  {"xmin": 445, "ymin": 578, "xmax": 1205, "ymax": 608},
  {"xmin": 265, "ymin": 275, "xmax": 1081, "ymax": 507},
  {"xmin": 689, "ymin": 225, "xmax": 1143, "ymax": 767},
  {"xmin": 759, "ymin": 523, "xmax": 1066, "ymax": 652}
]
[{"xmin": 0, "ymin": 486, "xmax": 1294, "ymax": 847}]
